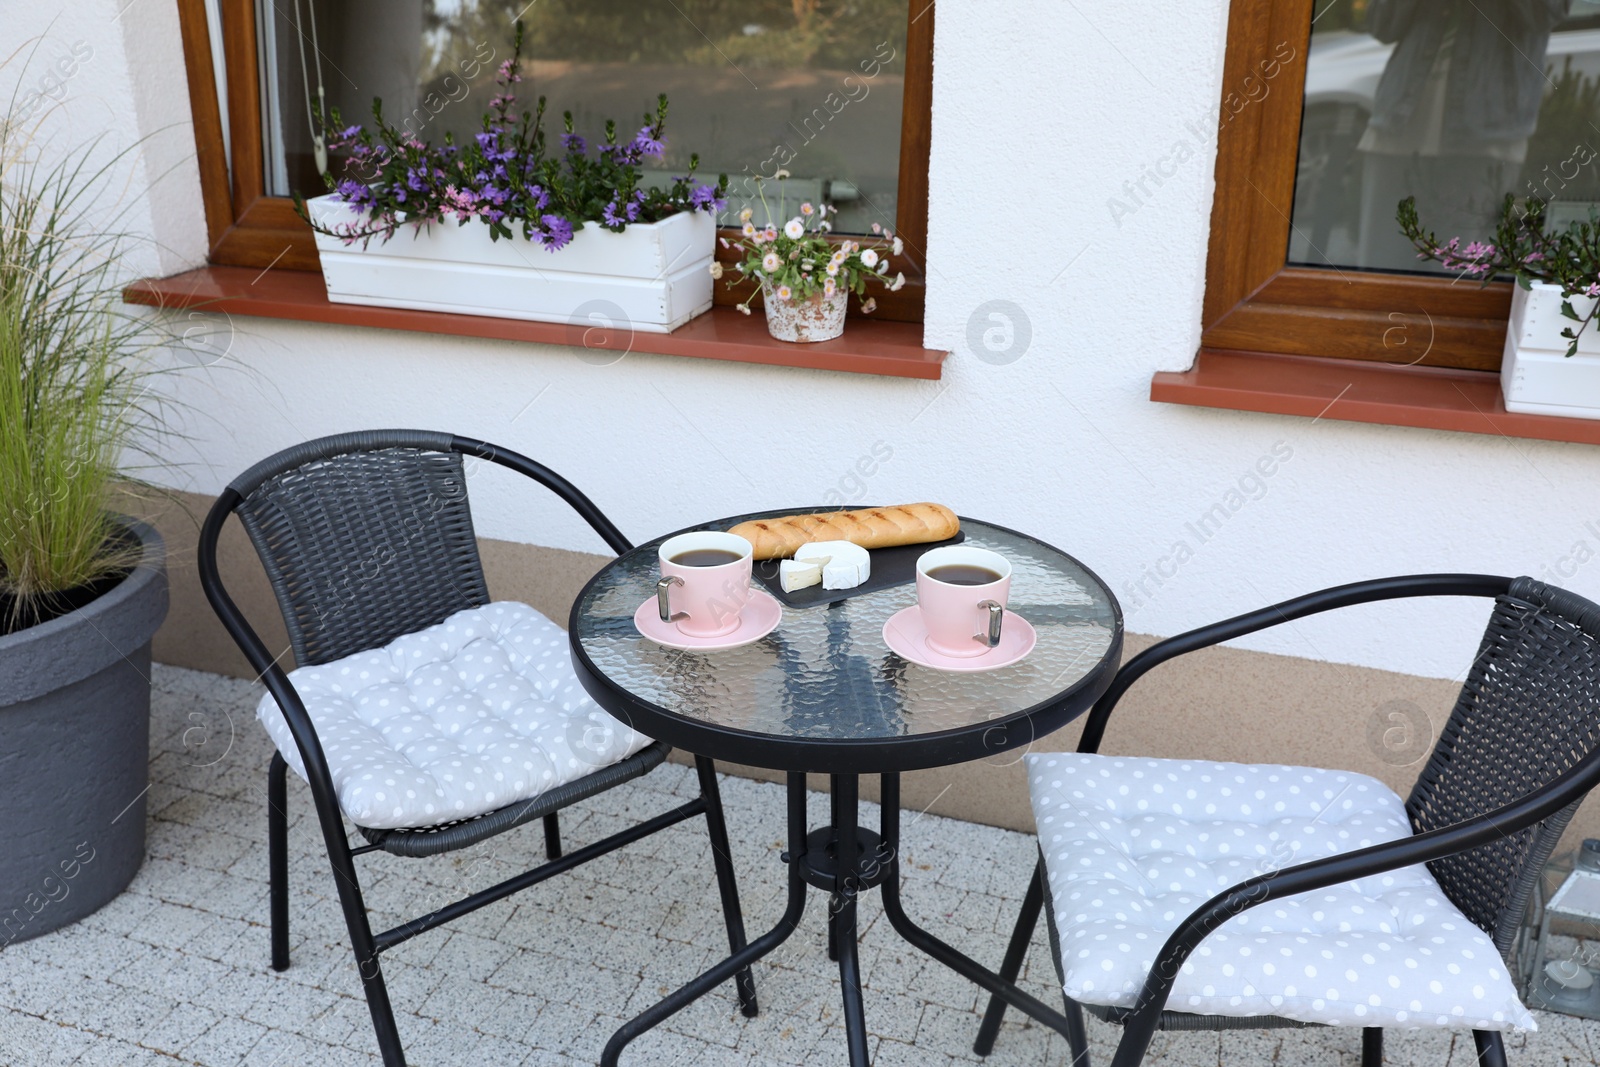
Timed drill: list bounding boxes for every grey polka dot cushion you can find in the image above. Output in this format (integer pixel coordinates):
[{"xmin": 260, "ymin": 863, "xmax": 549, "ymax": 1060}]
[
  {"xmin": 1027, "ymin": 753, "xmax": 1534, "ymax": 1031},
  {"xmin": 258, "ymin": 602, "xmax": 652, "ymax": 829}
]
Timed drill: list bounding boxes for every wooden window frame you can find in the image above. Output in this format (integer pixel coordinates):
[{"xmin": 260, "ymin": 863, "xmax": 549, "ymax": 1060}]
[
  {"xmin": 173, "ymin": 0, "xmax": 932, "ymax": 322},
  {"xmin": 1201, "ymin": 0, "xmax": 1512, "ymax": 373}
]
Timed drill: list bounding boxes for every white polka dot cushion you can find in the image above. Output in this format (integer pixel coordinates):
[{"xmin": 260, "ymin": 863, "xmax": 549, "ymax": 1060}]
[
  {"xmin": 1027, "ymin": 753, "xmax": 1534, "ymax": 1032},
  {"xmin": 258, "ymin": 602, "xmax": 653, "ymax": 829}
]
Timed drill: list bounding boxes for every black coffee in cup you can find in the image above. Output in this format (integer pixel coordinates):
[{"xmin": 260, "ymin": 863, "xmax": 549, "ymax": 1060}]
[
  {"xmin": 926, "ymin": 564, "xmax": 1003, "ymax": 586},
  {"xmin": 669, "ymin": 549, "xmax": 745, "ymax": 567}
]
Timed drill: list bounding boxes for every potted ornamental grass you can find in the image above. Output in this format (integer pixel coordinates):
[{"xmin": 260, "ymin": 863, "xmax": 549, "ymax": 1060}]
[
  {"xmin": 298, "ymin": 21, "xmax": 727, "ymax": 333},
  {"xmin": 723, "ymin": 177, "xmax": 905, "ymax": 343},
  {"xmin": 0, "ymin": 109, "xmax": 170, "ymax": 941},
  {"xmin": 1399, "ymin": 195, "xmax": 1600, "ymax": 419}
]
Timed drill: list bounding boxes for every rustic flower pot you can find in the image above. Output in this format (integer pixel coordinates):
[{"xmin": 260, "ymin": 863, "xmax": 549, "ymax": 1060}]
[
  {"xmin": 306, "ymin": 194, "xmax": 715, "ymax": 333},
  {"xmin": 0, "ymin": 519, "xmax": 166, "ymax": 945},
  {"xmin": 763, "ymin": 286, "xmax": 847, "ymax": 343},
  {"xmin": 1502, "ymin": 281, "xmax": 1600, "ymax": 420}
]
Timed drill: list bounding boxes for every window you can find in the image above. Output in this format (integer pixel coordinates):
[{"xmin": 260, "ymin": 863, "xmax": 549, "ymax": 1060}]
[
  {"xmin": 174, "ymin": 0, "xmax": 933, "ymax": 321},
  {"xmin": 1198, "ymin": 0, "xmax": 1596, "ymax": 371}
]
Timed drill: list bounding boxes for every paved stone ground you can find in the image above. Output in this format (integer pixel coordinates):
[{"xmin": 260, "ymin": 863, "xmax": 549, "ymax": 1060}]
[{"xmin": 3, "ymin": 664, "xmax": 1600, "ymax": 1065}]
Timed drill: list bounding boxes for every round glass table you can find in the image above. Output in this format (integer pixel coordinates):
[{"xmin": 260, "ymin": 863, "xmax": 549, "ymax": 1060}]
[{"xmin": 567, "ymin": 511, "xmax": 1123, "ymax": 1065}]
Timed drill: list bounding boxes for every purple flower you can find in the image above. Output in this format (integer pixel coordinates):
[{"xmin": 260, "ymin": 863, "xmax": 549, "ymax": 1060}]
[
  {"xmin": 631, "ymin": 126, "xmax": 665, "ymax": 158},
  {"xmin": 475, "ymin": 132, "xmax": 498, "ymax": 152},
  {"xmin": 689, "ymin": 184, "xmax": 721, "ymax": 210},
  {"xmin": 528, "ymin": 185, "xmax": 550, "ymax": 211},
  {"xmin": 602, "ymin": 199, "xmax": 624, "ymax": 226},
  {"xmin": 540, "ymin": 214, "xmax": 574, "ymax": 251},
  {"xmin": 406, "ymin": 168, "xmax": 427, "ymax": 191},
  {"xmin": 335, "ymin": 179, "xmax": 373, "ymax": 206},
  {"xmin": 561, "ymin": 132, "xmax": 587, "ymax": 154}
]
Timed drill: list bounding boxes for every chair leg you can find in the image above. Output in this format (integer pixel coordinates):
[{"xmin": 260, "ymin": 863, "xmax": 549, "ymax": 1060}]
[
  {"xmin": 1472, "ymin": 1030, "xmax": 1507, "ymax": 1067},
  {"xmin": 1362, "ymin": 1027, "xmax": 1382, "ymax": 1067},
  {"xmin": 542, "ymin": 813, "xmax": 562, "ymax": 860},
  {"xmin": 695, "ymin": 755, "xmax": 760, "ymax": 1017},
  {"xmin": 973, "ymin": 857, "xmax": 1047, "ymax": 1056},
  {"xmin": 318, "ymin": 831, "xmax": 406, "ymax": 1065},
  {"xmin": 347, "ymin": 899, "xmax": 406, "ymax": 1065},
  {"xmin": 268, "ymin": 752, "xmax": 290, "ymax": 972},
  {"xmin": 1063, "ymin": 997, "xmax": 1090, "ymax": 1067}
]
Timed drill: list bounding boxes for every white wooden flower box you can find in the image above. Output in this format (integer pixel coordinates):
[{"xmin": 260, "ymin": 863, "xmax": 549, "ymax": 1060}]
[
  {"xmin": 305, "ymin": 194, "xmax": 714, "ymax": 333},
  {"xmin": 1501, "ymin": 281, "xmax": 1600, "ymax": 421}
]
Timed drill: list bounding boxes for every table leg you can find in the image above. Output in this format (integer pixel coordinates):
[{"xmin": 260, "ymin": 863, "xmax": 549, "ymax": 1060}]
[
  {"xmin": 600, "ymin": 773, "xmax": 810, "ymax": 1067},
  {"xmin": 877, "ymin": 773, "xmax": 1082, "ymax": 1041},
  {"xmin": 828, "ymin": 778, "xmax": 842, "ymax": 963},
  {"xmin": 831, "ymin": 773, "xmax": 872, "ymax": 1066}
]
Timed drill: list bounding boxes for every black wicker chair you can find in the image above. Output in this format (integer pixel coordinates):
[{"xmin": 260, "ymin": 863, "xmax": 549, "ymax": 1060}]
[
  {"xmin": 197, "ymin": 430, "xmax": 759, "ymax": 1066},
  {"xmin": 975, "ymin": 574, "xmax": 1600, "ymax": 1067}
]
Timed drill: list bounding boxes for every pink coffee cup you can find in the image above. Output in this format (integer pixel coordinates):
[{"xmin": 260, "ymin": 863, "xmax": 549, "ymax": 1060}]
[
  {"xmin": 656, "ymin": 531, "xmax": 754, "ymax": 638},
  {"xmin": 915, "ymin": 546, "xmax": 1012, "ymax": 658}
]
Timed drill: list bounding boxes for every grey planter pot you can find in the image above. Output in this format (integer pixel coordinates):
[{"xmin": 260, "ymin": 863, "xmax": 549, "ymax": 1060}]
[{"xmin": 0, "ymin": 519, "xmax": 167, "ymax": 945}]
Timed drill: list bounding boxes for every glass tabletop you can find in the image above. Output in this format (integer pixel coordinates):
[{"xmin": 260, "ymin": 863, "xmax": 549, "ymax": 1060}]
[{"xmin": 569, "ymin": 512, "xmax": 1122, "ymax": 773}]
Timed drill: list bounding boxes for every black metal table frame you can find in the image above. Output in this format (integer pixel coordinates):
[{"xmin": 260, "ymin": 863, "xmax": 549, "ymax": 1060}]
[
  {"xmin": 600, "ymin": 769, "xmax": 1088, "ymax": 1066},
  {"xmin": 571, "ymin": 513, "xmax": 1122, "ymax": 1065}
]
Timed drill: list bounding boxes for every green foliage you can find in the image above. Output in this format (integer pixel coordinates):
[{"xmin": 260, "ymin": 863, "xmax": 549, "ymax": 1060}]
[
  {"xmin": 0, "ymin": 98, "xmax": 168, "ymax": 622},
  {"xmin": 1398, "ymin": 193, "xmax": 1600, "ymax": 356}
]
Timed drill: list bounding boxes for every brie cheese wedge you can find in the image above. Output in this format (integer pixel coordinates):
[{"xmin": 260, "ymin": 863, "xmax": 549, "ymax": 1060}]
[
  {"xmin": 793, "ymin": 540, "xmax": 871, "ymax": 590},
  {"xmin": 779, "ymin": 559, "xmax": 824, "ymax": 592}
]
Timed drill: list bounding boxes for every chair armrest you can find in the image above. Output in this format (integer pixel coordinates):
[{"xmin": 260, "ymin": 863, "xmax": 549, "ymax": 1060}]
[
  {"xmin": 1110, "ymin": 742, "xmax": 1600, "ymax": 1063},
  {"xmin": 452, "ymin": 435, "xmax": 633, "ymax": 556},
  {"xmin": 197, "ymin": 489, "xmax": 346, "ymax": 819},
  {"xmin": 1076, "ymin": 574, "xmax": 1511, "ymax": 755}
]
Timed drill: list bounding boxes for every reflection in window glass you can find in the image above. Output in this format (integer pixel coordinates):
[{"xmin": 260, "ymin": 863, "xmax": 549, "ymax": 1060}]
[
  {"xmin": 258, "ymin": 0, "xmax": 908, "ymax": 236},
  {"xmin": 1291, "ymin": 0, "xmax": 1600, "ymax": 274}
]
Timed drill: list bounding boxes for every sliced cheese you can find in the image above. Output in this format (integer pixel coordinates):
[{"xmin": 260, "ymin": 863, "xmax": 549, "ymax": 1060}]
[
  {"xmin": 793, "ymin": 540, "xmax": 871, "ymax": 590},
  {"xmin": 779, "ymin": 559, "xmax": 823, "ymax": 592}
]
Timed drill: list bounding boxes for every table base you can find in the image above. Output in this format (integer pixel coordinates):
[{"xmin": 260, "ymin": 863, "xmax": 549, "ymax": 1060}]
[{"xmin": 601, "ymin": 771, "xmax": 1085, "ymax": 1066}]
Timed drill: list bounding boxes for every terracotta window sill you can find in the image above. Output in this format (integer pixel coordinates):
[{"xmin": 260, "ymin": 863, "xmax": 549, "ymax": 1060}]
[
  {"xmin": 1152, "ymin": 349, "xmax": 1600, "ymax": 447},
  {"xmin": 124, "ymin": 267, "xmax": 947, "ymax": 380}
]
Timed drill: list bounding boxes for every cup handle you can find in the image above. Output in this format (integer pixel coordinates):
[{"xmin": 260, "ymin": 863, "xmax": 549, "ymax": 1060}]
[
  {"xmin": 657, "ymin": 576, "xmax": 685, "ymax": 622},
  {"xmin": 977, "ymin": 600, "xmax": 1004, "ymax": 647}
]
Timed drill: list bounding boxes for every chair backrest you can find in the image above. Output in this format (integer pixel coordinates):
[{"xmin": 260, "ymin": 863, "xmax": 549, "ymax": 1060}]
[
  {"xmin": 230, "ymin": 432, "xmax": 490, "ymax": 666},
  {"xmin": 1406, "ymin": 577, "xmax": 1600, "ymax": 954}
]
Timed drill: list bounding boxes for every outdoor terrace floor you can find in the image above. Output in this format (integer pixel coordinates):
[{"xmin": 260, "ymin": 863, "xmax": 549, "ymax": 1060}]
[{"xmin": 2, "ymin": 664, "xmax": 1598, "ymax": 1065}]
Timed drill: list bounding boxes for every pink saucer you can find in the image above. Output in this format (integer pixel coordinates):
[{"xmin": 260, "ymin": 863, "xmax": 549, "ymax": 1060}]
[
  {"xmin": 882, "ymin": 605, "xmax": 1037, "ymax": 672},
  {"xmin": 633, "ymin": 589, "xmax": 783, "ymax": 650}
]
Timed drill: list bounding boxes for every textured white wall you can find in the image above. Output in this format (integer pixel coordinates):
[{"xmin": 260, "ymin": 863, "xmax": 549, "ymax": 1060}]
[{"xmin": 16, "ymin": 0, "xmax": 1600, "ymax": 680}]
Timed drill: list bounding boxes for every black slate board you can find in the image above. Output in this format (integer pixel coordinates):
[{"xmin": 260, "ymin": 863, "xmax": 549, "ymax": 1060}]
[{"xmin": 752, "ymin": 531, "xmax": 966, "ymax": 608}]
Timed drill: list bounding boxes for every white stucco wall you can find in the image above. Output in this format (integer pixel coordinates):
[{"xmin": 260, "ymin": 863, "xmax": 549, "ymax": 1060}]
[{"xmin": 11, "ymin": 0, "xmax": 1599, "ymax": 681}]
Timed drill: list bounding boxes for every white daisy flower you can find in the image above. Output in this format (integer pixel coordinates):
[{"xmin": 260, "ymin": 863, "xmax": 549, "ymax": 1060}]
[
  {"xmin": 824, "ymin": 278, "xmax": 837, "ymax": 296},
  {"xmin": 776, "ymin": 284, "xmax": 792, "ymax": 300},
  {"xmin": 742, "ymin": 222, "xmax": 756, "ymax": 237},
  {"xmin": 739, "ymin": 207, "xmax": 753, "ymax": 222},
  {"xmin": 709, "ymin": 261, "xmax": 724, "ymax": 279},
  {"xmin": 892, "ymin": 236, "xmax": 903, "ymax": 255},
  {"xmin": 861, "ymin": 249, "xmax": 879, "ymax": 268},
  {"xmin": 784, "ymin": 218, "xmax": 805, "ymax": 239},
  {"xmin": 826, "ymin": 262, "xmax": 839, "ymax": 277},
  {"xmin": 889, "ymin": 272, "xmax": 905, "ymax": 291},
  {"xmin": 762, "ymin": 251, "xmax": 782, "ymax": 272},
  {"xmin": 801, "ymin": 202, "xmax": 814, "ymax": 215}
]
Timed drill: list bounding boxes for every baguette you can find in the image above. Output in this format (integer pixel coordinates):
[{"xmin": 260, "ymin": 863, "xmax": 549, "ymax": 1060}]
[{"xmin": 729, "ymin": 503, "xmax": 959, "ymax": 560}]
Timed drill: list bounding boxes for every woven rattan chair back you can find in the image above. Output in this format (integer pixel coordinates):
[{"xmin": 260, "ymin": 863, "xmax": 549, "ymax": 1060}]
[
  {"xmin": 233, "ymin": 443, "xmax": 489, "ymax": 667},
  {"xmin": 1406, "ymin": 577, "xmax": 1600, "ymax": 954}
]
